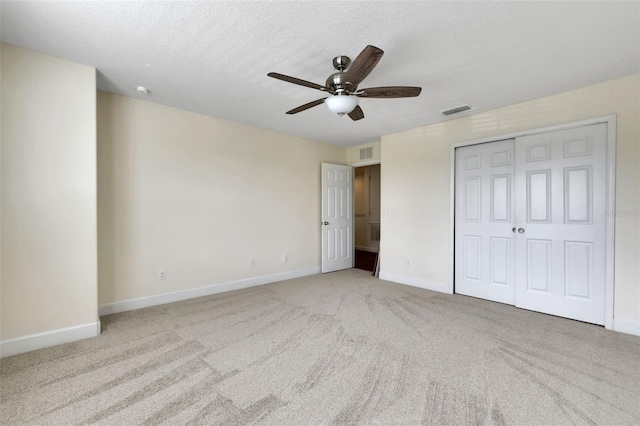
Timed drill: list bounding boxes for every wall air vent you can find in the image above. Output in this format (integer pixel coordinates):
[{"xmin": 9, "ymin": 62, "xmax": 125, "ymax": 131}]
[
  {"xmin": 442, "ymin": 105, "xmax": 472, "ymax": 116},
  {"xmin": 360, "ymin": 146, "xmax": 373, "ymax": 160}
]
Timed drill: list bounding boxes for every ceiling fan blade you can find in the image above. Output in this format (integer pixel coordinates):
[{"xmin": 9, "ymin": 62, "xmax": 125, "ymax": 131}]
[
  {"xmin": 348, "ymin": 105, "xmax": 364, "ymax": 121},
  {"xmin": 344, "ymin": 45, "xmax": 384, "ymax": 88},
  {"xmin": 286, "ymin": 98, "xmax": 327, "ymax": 114},
  {"xmin": 268, "ymin": 72, "xmax": 327, "ymax": 92},
  {"xmin": 357, "ymin": 86, "xmax": 422, "ymax": 98}
]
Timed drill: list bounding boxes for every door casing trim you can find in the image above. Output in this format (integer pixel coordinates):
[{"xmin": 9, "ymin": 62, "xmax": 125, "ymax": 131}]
[{"xmin": 449, "ymin": 115, "xmax": 616, "ymax": 329}]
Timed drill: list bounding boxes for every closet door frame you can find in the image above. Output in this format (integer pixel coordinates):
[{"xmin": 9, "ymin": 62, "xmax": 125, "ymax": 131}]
[{"xmin": 449, "ymin": 115, "xmax": 616, "ymax": 330}]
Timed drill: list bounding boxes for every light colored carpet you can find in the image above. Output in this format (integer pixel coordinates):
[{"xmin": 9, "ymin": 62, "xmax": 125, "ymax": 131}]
[{"xmin": 1, "ymin": 269, "xmax": 639, "ymax": 425}]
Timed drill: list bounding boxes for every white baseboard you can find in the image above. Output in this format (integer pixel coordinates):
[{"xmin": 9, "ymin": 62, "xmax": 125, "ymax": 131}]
[
  {"xmin": 379, "ymin": 272, "xmax": 640, "ymax": 337},
  {"xmin": 379, "ymin": 271, "xmax": 450, "ymax": 294},
  {"xmin": 99, "ymin": 266, "xmax": 321, "ymax": 316},
  {"xmin": 0, "ymin": 321, "xmax": 101, "ymax": 358},
  {"xmin": 355, "ymin": 245, "xmax": 379, "ymax": 253},
  {"xmin": 613, "ymin": 318, "xmax": 640, "ymax": 337}
]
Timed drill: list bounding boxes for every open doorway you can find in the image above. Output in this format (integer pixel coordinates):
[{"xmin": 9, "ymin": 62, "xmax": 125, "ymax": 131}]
[{"xmin": 354, "ymin": 165, "xmax": 380, "ymax": 272}]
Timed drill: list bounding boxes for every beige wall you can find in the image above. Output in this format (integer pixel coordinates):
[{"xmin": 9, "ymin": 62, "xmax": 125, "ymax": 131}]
[
  {"xmin": 97, "ymin": 92, "xmax": 345, "ymax": 305},
  {"xmin": 1, "ymin": 44, "xmax": 98, "ymax": 340},
  {"xmin": 380, "ymin": 74, "xmax": 640, "ymax": 324}
]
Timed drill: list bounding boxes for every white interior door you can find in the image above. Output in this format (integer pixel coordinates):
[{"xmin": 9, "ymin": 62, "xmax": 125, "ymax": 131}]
[
  {"xmin": 321, "ymin": 163, "xmax": 354, "ymax": 273},
  {"xmin": 455, "ymin": 140, "xmax": 516, "ymax": 304},
  {"xmin": 514, "ymin": 123, "xmax": 607, "ymax": 325}
]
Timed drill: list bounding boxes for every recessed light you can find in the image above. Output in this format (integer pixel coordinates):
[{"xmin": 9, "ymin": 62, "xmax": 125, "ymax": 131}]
[{"xmin": 136, "ymin": 86, "xmax": 149, "ymax": 95}]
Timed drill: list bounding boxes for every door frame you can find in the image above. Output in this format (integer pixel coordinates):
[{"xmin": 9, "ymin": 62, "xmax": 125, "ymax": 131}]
[
  {"xmin": 353, "ymin": 160, "xmax": 382, "ymax": 256},
  {"xmin": 365, "ymin": 165, "xmax": 381, "ymax": 251},
  {"xmin": 449, "ymin": 115, "xmax": 617, "ymax": 329}
]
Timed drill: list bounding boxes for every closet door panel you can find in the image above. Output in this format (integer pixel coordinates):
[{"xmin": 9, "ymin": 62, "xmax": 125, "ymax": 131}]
[
  {"xmin": 514, "ymin": 124, "xmax": 607, "ymax": 325},
  {"xmin": 455, "ymin": 140, "xmax": 516, "ymax": 304}
]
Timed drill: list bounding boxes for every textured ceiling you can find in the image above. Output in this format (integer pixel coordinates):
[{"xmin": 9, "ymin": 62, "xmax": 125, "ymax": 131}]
[{"xmin": 1, "ymin": 1, "xmax": 638, "ymax": 147}]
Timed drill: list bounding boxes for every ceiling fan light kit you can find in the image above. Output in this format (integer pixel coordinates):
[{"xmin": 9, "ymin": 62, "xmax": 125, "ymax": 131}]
[
  {"xmin": 325, "ymin": 94, "xmax": 359, "ymax": 115},
  {"xmin": 268, "ymin": 45, "xmax": 421, "ymax": 121}
]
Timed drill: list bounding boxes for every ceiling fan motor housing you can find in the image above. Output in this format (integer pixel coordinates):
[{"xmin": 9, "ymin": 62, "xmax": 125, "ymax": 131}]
[
  {"xmin": 326, "ymin": 71, "xmax": 354, "ymax": 93},
  {"xmin": 327, "ymin": 55, "xmax": 355, "ymax": 93}
]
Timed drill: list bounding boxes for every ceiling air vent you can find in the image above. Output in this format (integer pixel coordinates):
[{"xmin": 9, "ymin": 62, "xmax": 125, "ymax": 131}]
[
  {"xmin": 442, "ymin": 105, "xmax": 471, "ymax": 116},
  {"xmin": 360, "ymin": 146, "xmax": 373, "ymax": 160}
]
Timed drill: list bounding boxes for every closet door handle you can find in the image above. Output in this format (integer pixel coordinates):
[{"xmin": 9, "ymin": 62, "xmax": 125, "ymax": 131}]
[
  {"xmin": 512, "ymin": 227, "xmax": 516, "ymax": 233},
  {"xmin": 518, "ymin": 228, "xmax": 525, "ymax": 234}
]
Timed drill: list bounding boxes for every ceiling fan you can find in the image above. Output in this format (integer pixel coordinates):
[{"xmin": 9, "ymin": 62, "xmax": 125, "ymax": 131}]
[{"xmin": 267, "ymin": 45, "xmax": 421, "ymax": 121}]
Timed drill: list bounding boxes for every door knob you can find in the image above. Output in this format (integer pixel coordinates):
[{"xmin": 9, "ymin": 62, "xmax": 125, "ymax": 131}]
[
  {"xmin": 518, "ymin": 228, "xmax": 525, "ymax": 234},
  {"xmin": 512, "ymin": 227, "xmax": 516, "ymax": 233},
  {"xmin": 322, "ymin": 221, "xmax": 329, "ymax": 225}
]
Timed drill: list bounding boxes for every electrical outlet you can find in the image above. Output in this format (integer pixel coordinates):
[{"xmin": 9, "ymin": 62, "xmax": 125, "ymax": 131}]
[
  {"xmin": 282, "ymin": 254, "xmax": 288, "ymax": 263},
  {"xmin": 250, "ymin": 258, "xmax": 256, "ymax": 267},
  {"xmin": 159, "ymin": 269, "xmax": 166, "ymax": 280}
]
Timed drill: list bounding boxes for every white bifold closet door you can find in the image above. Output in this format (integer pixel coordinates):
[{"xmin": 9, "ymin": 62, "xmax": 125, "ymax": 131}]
[
  {"xmin": 514, "ymin": 124, "xmax": 607, "ymax": 325},
  {"xmin": 455, "ymin": 139, "xmax": 516, "ymax": 305},
  {"xmin": 455, "ymin": 123, "xmax": 607, "ymax": 325}
]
